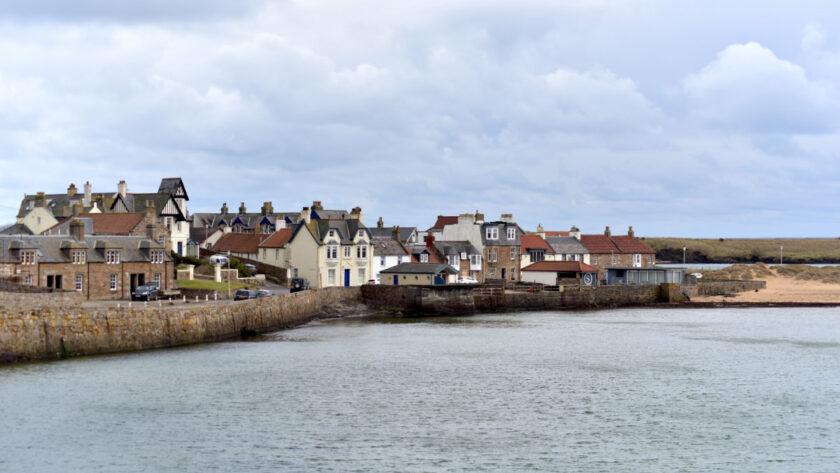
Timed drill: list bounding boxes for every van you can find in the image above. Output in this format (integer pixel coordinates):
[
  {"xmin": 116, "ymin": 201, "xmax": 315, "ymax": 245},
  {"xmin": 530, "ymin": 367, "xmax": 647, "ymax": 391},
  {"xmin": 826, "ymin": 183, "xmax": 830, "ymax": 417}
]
[{"xmin": 209, "ymin": 255, "xmax": 229, "ymax": 266}]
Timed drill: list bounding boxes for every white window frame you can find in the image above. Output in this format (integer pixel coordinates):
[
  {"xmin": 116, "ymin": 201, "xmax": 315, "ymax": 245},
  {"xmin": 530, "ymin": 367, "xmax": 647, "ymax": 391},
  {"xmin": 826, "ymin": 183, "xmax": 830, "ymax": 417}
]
[
  {"xmin": 20, "ymin": 250, "xmax": 36, "ymax": 265},
  {"xmin": 358, "ymin": 268, "xmax": 365, "ymax": 282},
  {"xmin": 327, "ymin": 269, "xmax": 337, "ymax": 285},
  {"xmin": 489, "ymin": 248, "xmax": 498, "ymax": 263},
  {"xmin": 154, "ymin": 272, "xmax": 162, "ymax": 287},
  {"xmin": 327, "ymin": 245, "xmax": 339, "ymax": 260},
  {"xmin": 469, "ymin": 254, "xmax": 482, "ymax": 267},
  {"xmin": 109, "ymin": 273, "xmax": 118, "ymax": 292},
  {"xmin": 507, "ymin": 227, "xmax": 516, "ymax": 240},
  {"xmin": 448, "ymin": 255, "xmax": 459, "ymax": 267},
  {"xmin": 510, "ymin": 246, "xmax": 517, "ymax": 261},
  {"xmin": 633, "ymin": 253, "xmax": 642, "ymax": 267},
  {"xmin": 106, "ymin": 250, "xmax": 120, "ymax": 264},
  {"xmin": 24, "ymin": 274, "xmax": 33, "ymax": 285},
  {"xmin": 150, "ymin": 250, "xmax": 165, "ymax": 264},
  {"xmin": 344, "ymin": 246, "xmax": 352, "ymax": 258},
  {"xmin": 420, "ymin": 253, "xmax": 429, "ymax": 263},
  {"xmin": 357, "ymin": 245, "xmax": 367, "ymax": 259},
  {"xmin": 486, "ymin": 227, "xmax": 499, "ymax": 240},
  {"xmin": 72, "ymin": 250, "xmax": 86, "ymax": 264},
  {"xmin": 75, "ymin": 273, "xmax": 83, "ymax": 292}
]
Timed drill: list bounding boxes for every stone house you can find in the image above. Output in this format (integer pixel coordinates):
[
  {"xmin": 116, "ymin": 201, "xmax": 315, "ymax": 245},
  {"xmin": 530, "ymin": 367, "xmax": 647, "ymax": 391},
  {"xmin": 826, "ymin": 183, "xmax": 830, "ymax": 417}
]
[
  {"xmin": 481, "ymin": 214, "xmax": 522, "ymax": 282},
  {"xmin": 541, "ymin": 226, "xmax": 591, "ymax": 264},
  {"xmin": 42, "ymin": 209, "xmax": 170, "ymax": 251},
  {"xmin": 519, "ymin": 233, "xmax": 556, "ymax": 270},
  {"xmin": 256, "ymin": 228, "xmax": 294, "ymax": 270},
  {"xmin": 433, "ymin": 240, "xmax": 482, "ymax": 281},
  {"xmin": 0, "ymin": 220, "xmax": 173, "ymax": 300},
  {"xmin": 580, "ymin": 226, "xmax": 656, "ymax": 279},
  {"xmin": 370, "ymin": 230, "xmax": 411, "ymax": 283}
]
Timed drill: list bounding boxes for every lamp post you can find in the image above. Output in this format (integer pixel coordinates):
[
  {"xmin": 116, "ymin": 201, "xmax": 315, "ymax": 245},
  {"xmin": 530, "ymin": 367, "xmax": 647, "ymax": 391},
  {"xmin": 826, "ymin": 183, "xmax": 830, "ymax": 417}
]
[
  {"xmin": 780, "ymin": 245, "xmax": 784, "ymax": 265},
  {"xmin": 683, "ymin": 247, "xmax": 687, "ymax": 265},
  {"xmin": 227, "ymin": 250, "xmax": 232, "ymax": 299}
]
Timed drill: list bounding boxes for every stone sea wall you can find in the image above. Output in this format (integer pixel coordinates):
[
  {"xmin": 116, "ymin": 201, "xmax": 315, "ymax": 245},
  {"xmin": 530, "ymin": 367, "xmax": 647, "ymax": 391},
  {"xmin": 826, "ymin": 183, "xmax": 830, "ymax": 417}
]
[{"xmin": 0, "ymin": 287, "xmax": 359, "ymax": 363}]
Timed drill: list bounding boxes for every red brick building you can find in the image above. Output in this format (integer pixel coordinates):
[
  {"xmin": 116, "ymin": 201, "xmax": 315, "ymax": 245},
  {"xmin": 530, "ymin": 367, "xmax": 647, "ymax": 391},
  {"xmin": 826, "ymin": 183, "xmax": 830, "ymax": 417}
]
[{"xmin": 580, "ymin": 226, "xmax": 656, "ymax": 280}]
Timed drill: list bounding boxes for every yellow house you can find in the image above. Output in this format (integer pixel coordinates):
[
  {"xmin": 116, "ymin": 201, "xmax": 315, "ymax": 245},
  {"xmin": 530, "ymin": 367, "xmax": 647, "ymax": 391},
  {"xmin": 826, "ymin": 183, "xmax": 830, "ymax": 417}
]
[{"xmin": 285, "ymin": 207, "xmax": 373, "ymax": 288}]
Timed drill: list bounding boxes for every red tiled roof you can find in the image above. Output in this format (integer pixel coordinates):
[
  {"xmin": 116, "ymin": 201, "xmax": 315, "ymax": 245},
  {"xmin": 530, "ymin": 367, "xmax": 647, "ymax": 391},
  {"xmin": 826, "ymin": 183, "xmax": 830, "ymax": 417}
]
[
  {"xmin": 544, "ymin": 230, "xmax": 570, "ymax": 237},
  {"xmin": 258, "ymin": 228, "xmax": 293, "ymax": 248},
  {"xmin": 521, "ymin": 261, "xmax": 598, "ymax": 273},
  {"xmin": 580, "ymin": 234, "xmax": 620, "ymax": 253},
  {"xmin": 212, "ymin": 233, "xmax": 264, "ymax": 254},
  {"xmin": 430, "ymin": 215, "xmax": 458, "ymax": 230},
  {"xmin": 520, "ymin": 234, "xmax": 554, "ymax": 253},
  {"xmin": 80, "ymin": 212, "xmax": 145, "ymax": 235},
  {"xmin": 611, "ymin": 236, "xmax": 655, "ymax": 254}
]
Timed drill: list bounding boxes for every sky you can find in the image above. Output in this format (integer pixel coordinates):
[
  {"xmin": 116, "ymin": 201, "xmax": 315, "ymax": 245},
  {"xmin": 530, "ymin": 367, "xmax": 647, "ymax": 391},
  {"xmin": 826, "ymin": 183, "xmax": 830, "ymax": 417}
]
[{"xmin": 1, "ymin": 1, "xmax": 839, "ymax": 237}]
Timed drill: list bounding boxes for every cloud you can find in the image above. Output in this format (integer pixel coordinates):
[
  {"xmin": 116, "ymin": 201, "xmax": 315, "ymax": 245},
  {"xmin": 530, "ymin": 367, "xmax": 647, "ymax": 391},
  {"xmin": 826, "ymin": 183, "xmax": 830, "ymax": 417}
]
[{"xmin": 683, "ymin": 42, "xmax": 838, "ymax": 133}]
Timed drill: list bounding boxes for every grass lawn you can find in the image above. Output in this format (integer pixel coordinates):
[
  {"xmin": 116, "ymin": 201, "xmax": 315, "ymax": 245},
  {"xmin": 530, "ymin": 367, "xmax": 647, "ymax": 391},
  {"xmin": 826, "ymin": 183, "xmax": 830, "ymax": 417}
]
[
  {"xmin": 176, "ymin": 279, "xmax": 250, "ymax": 291},
  {"xmin": 645, "ymin": 237, "xmax": 840, "ymax": 263}
]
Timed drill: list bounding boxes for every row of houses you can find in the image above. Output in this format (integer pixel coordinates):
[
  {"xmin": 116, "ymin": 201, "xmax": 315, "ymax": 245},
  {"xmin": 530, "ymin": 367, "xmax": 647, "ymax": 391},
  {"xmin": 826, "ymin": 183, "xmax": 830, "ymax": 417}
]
[{"xmin": 1, "ymin": 177, "xmax": 659, "ymax": 297}]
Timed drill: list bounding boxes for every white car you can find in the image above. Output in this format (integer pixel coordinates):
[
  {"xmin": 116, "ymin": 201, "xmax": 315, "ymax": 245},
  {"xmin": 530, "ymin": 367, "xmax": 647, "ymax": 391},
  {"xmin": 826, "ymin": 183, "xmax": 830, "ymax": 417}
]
[
  {"xmin": 209, "ymin": 255, "xmax": 229, "ymax": 266},
  {"xmin": 457, "ymin": 276, "xmax": 478, "ymax": 284}
]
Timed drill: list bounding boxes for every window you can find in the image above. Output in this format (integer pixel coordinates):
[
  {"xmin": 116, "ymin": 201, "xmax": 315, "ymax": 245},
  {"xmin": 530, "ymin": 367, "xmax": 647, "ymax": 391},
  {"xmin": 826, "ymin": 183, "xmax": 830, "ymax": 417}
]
[
  {"xmin": 507, "ymin": 227, "xmax": 516, "ymax": 240},
  {"xmin": 177, "ymin": 222, "xmax": 183, "ymax": 232},
  {"xmin": 358, "ymin": 230, "xmax": 365, "ymax": 238},
  {"xmin": 489, "ymin": 248, "xmax": 498, "ymax": 262},
  {"xmin": 150, "ymin": 250, "xmax": 165, "ymax": 264},
  {"xmin": 511, "ymin": 246, "xmax": 517, "ymax": 261},
  {"xmin": 75, "ymin": 273, "xmax": 83, "ymax": 292},
  {"xmin": 633, "ymin": 253, "xmax": 642, "ymax": 267},
  {"xmin": 292, "ymin": 268, "xmax": 299, "ymax": 278},
  {"xmin": 485, "ymin": 227, "xmax": 499, "ymax": 240},
  {"xmin": 420, "ymin": 253, "xmax": 429, "ymax": 263},
  {"xmin": 397, "ymin": 256, "xmax": 404, "ymax": 264},
  {"xmin": 356, "ymin": 245, "xmax": 367, "ymax": 258},
  {"xmin": 358, "ymin": 268, "xmax": 365, "ymax": 282},
  {"xmin": 71, "ymin": 250, "xmax": 86, "ymax": 264},
  {"xmin": 328, "ymin": 230, "xmax": 336, "ymax": 238},
  {"xmin": 380, "ymin": 256, "xmax": 386, "ymax": 266},
  {"xmin": 612, "ymin": 254, "xmax": 619, "ymax": 265},
  {"xmin": 24, "ymin": 274, "xmax": 33, "ymax": 285},
  {"xmin": 344, "ymin": 246, "xmax": 351, "ymax": 258},
  {"xmin": 470, "ymin": 254, "xmax": 482, "ymax": 267},
  {"xmin": 20, "ymin": 250, "xmax": 36, "ymax": 265},
  {"xmin": 106, "ymin": 250, "xmax": 120, "ymax": 264},
  {"xmin": 448, "ymin": 255, "xmax": 459, "ymax": 267},
  {"xmin": 529, "ymin": 250, "xmax": 545, "ymax": 263},
  {"xmin": 327, "ymin": 245, "xmax": 338, "ymax": 260},
  {"xmin": 328, "ymin": 269, "xmax": 336, "ymax": 285},
  {"xmin": 109, "ymin": 274, "xmax": 117, "ymax": 292},
  {"xmin": 510, "ymin": 268, "xmax": 516, "ymax": 280}
]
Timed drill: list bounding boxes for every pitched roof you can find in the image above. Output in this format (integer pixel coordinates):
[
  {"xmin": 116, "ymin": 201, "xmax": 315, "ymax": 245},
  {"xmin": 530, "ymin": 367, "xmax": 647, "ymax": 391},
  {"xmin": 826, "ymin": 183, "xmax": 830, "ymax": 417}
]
[
  {"xmin": 430, "ymin": 215, "xmax": 458, "ymax": 230},
  {"xmin": 521, "ymin": 261, "xmax": 598, "ymax": 273},
  {"xmin": 157, "ymin": 177, "xmax": 189, "ymax": 200},
  {"xmin": 380, "ymin": 262, "xmax": 458, "ymax": 275},
  {"xmin": 211, "ymin": 233, "xmax": 266, "ymax": 254},
  {"xmin": 544, "ymin": 230, "xmax": 570, "ymax": 237},
  {"xmin": 310, "ymin": 219, "xmax": 369, "ymax": 244},
  {"xmin": 258, "ymin": 228, "xmax": 293, "ymax": 248},
  {"xmin": 481, "ymin": 221, "xmax": 522, "ymax": 246},
  {"xmin": 368, "ymin": 226, "xmax": 416, "ymax": 243},
  {"xmin": 433, "ymin": 240, "xmax": 479, "ymax": 256},
  {"xmin": 520, "ymin": 234, "xmax": 554, "ymax": 253},
  {"xmin": 0, "ymin": 223, "xmax": 33, "ymax": 235},
  {"xmin": 405, "ymin": 243, "xmax": 445, "ymax": 263},
  {"xmin": 545, "ymin": 236, "xmax": 588, "ymax": 254},
  {"xmin": 0, "ymin": 235, "xmax": 167, "ymax": 264},
  {"xmin": 79, "ymin": 212, "xmax": 145, "ymax": 235},
  {"xmin": 580, "ymin": 234, "xmax": 654, "ymax": 254},
  {"xmin": 371, "ymin": 236, "xmax": 410, "ymax": 257},
  {"xmin": 611, "ymin": 236, "xmax": 655, "ymax": 254}
]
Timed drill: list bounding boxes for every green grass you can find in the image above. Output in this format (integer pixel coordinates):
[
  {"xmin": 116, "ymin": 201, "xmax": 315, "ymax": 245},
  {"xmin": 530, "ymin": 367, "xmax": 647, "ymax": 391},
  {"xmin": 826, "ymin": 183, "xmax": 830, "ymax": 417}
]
[
  {"xmin": 645, "ymin": 238, "xmax": 840, "ymax": 263},
  {"xmin": 176, "ymin": 279, "xmax": 250, "ymax": 291}
]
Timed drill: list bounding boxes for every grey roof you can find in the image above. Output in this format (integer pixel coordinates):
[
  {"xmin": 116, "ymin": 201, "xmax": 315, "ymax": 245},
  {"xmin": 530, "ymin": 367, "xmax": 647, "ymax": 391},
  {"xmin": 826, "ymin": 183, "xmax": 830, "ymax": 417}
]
[
  {"xmin": 0, "ymin": 223, "xmax": 33, "ymax": 235},
  {"xmin": 311, "ymin": 219, "xmax": 369, "ymax": 244},
  {"xmin": 368, "ymin": 226, "xmax": 417, "ymax": 243},
  {"xmin": 17, "ymin": 192, "xmax": 114, "ymax": 219},
  {"xmin": 380, "ymin": 263, "xmax": 457, "ymax": 275},
  {"xmin": 371, "ymin": 236, "xmax": 409, "ymax": 257},
  {"xmin": 545, "ymin": 236, "xmax": 589, "ymax": 254},
  {"xmin": 433, "ymin": 240, "xmax": 479, "ymax": 256},
  {"xmin": 192, "ymin": 212, "xmax": 281, "ymax": 229},
  {"xmin": 0, "ymin": 235, "xmax": 169, "ymax": 264},
  {"xmin": 481, "ymin": 221, "xmax": 522, "ymax": 246},
  {"xmin": 157, "ymin": 177, "xmax": 188, "ymax": 199}
]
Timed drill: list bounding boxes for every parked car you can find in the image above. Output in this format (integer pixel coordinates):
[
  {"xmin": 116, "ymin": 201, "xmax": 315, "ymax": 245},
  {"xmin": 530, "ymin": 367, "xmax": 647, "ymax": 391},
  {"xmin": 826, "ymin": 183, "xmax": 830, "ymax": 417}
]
[
  {"xmin": 132, "ymin": 284, "xmax": 161, "ymax": 301},
  {"xmin": 244, "ymin": 263, "xmax": 257, "ymax": 273},
  {"xmin": 457, "ymin": 276, "xmax": 479, "ymax": 284},
  {"xmin": 290, "ymin": 278, "xmax": 308, "ymax": 293},
  {"xmin": 209, "ymin": 255, "xmax": 229, "ymax": 266},
  {"xmin": 234, "ymin": 289, "xmax": 259, "ymax": 301},
  {"xmin": 256, "ymin": 290, "xmax": 271, "ymax": 298}
]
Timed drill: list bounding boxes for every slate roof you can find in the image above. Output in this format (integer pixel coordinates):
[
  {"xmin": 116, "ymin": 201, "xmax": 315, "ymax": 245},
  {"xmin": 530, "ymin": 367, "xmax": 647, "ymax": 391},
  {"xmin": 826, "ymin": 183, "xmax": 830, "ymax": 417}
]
[
  {"xmin": 192, "ymin": 212, "xmax": 279, "ymax": 229},
  {"xmin": 368, "ymin": 226, "xmax": 416, "ymax": 243},
  {"xmin": 157, "ymin": 177, "xmax": 188, "ymax": 199},
  {"xmin": 0, "ymin": 235, "xmax": 168, "ymax": 264},
  {"xmin": 17, "ymin": 192, "xmax": 114, "ymax": 219},
  {"xmin": 545, "ymin": 236, "xmax": 589, "ymax": 255},
  {"xmin": 189, "ymin": 226, "xmax": 220, "ymax": 244},
  {"xmin": 379, "ymin": 263, "xmax": 458, "ymax": 275},
  {"xmin": 520, "ymin": 234, "xmax": 555, "ymax": 253},
  {"xmin": 371, "ymin": 236, "xmax": 410, "ymax": 257},
  {"xmin": 310, "ymin": 219, "xmax": 369, "ymax": 244},
  {"xmin": 258, "ymin": 228, "xmax": 293, "ymax": 248},
  {"xmin": 405, "ymin": 243, "xmax": 444, "ymax": 264},
  {"xmin": 521, "ymin": 261, "xmax": 598, "ymax": 273},
  {"xmin": 433, "ymin": 240, "xmax": 479, "ymax": 256},
  {"xmin": 211, "ymin": 233, "xmax": 268, "ymax": 254},
  {"xmin": 481, "ymin": 221, "xmax": 522, "ymax": 246},
  {"xmin": 0, "ymin": 223, "xmax": 33, "ymax": 235}
]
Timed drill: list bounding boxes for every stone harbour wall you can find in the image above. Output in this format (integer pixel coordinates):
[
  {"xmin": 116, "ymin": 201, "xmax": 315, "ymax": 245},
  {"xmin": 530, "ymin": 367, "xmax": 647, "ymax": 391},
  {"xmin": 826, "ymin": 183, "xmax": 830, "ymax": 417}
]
[{"xmin": 0, "ymin": 287, "xmax": 360, "ymax": 363}]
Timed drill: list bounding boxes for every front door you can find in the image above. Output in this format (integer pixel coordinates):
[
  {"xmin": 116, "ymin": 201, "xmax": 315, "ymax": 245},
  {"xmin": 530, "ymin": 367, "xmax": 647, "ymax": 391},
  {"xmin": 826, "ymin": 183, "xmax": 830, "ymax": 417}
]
[
  {"xmin": 343, "ymin": 269, "xmax": 351, "ymax": 287},
  {"xmin": 130, "ymin": 273, "xmax": 145, "ymax": 293},
  {"xmin": 54, "ymin": 275, "xmax": 62, "ymax": 290},
  {"xmin": 46, "ymin": 275, "xmax": 53, "ymax": 289},
  {"xmin": 177, "ymin": 241, "xmax": 183, "ymax": 256},
  {"xmin": 434, "ymin": 274, "xmax": 444, "ymax": 285},
  {"xmin": 393, "ymin": 275, "xmax": 399, "ymax": 285},
  {"xmin": 501, "ymin": 268, "xmax": 506, "ymax": 279}
]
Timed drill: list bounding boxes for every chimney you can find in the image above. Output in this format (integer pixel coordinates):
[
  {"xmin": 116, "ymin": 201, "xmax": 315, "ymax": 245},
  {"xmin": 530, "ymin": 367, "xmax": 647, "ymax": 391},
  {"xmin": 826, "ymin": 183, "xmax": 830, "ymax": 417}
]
[
  {"xmin": 350, "ymin": 206, "xmax": 363, "ymax": 222},
  {"xmin": 500, "ymin": 213, "xmax": 514, "ymax": 223},
  {"xmin": 35, "ymin": 192, "xmax": 46, "ymax": 207},
  {"xmin": 221, "ymin": 202, "xmax": 229, "ymax": 214},
  {"xmin": 570, "ymin": 225, "xmax": 581, "ymax": 240},
  {"xmin": 238, "ymin": 202, "xmax": 247, "ymax": 214},
  {"xmin": 117, "ymin": 180, "xmax": 127, "ymax": 198},
  {"xmin": 474, "ymin": 211, "xmax": 485, "ymax": 224},
  {"xmin": 261, "ymin": 201, "xmax": 273, "ymax": 216},
  {"xmin": 458, "ymin": 213, "xmax": 475, "ymax": 225},
  {"xmin": 83, "ymin": 181, "xmax": 92, "ymax": 207},
  {"xmin": 392, "ymin": 225, "xmax": 400, "ymax": 238},
  {"xmin": 146, "ymin": 223, "xmax": 156, "ymax": 240},
  {"xmin": 536, "ymin": 224, "xmax": 545, "ymax": 239},
  {"xmin": 67, "ymin": 183, "xmax": 77, "ymax": 197},
  {"xmin": 424, "ymin": 233, "xmax": 435, "ymax": 250},
  {"xmin": 312, "ymin": 200, "xmax": 324, "ymax": 211},
  {"xmin": 377, "ymin": 217, "xmax": 384, "ymax": 229},
  {"xmin": 70, "ymin": 219, "xmax": 85, "ymax": 241},
  {"xmin": 604, "ymin": 226, "xmax": 611, "ymax": 237},
  {"xmin": 627, "ymin": 226, "xmax": 635, "ymax": 238},
  {"xmin": 145, "ymin": 200, "xmax": 156, "ymax": 219},
  {"xmin": 72, "ymin": 202, "xmax": 84, "ymax": 215},
  {"xmin": 300, "ymin": 206, "xmax": 311, "ymax": 224}
]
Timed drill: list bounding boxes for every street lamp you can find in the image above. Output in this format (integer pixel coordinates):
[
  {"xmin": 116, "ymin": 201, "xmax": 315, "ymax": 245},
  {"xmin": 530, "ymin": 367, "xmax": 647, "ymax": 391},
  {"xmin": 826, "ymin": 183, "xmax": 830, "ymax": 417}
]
[
  {"xmin": 683, "ymin": 247, "xmax": 687, "ymax": 265},
  {"xmin": 780, "ymin": 245, "xmax": 784, "ymax": 265},
  {"xmin": 227, "ymin": 250, "xmax": 232, "ymax": 299}
]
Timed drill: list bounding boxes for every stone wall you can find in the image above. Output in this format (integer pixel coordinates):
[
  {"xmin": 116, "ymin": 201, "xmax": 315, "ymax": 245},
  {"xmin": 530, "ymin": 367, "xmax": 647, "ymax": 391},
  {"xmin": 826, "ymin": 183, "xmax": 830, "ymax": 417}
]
[{"xmin": 0, "ymin": 287, "xmax": 360, "ymax": 363}]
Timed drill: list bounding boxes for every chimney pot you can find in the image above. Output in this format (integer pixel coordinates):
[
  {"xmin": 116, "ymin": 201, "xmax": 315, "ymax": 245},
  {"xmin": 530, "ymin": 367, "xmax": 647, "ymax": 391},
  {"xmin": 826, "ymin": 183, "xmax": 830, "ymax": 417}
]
[
  {"xmin": 377, "ymin": 217, "xmax": 384, "ymax": 229},
  {"xmin": 628, "ymin": 226, "xmax": 635, "ymax": 238},
  {"xmin": 604, "ymin": 226, "xmax": 611, "ymax": 237},
  {"xmin": 83, "ymin": 181, "xmax": 92, "ymax": 207},
  {"xmin": 238, "ymin": 202, "xmax": 246, "ymax": 214},
  {"xmin": 221, "ymin": 202, "xmax": 229, "ymax": 214},
  {"xmin": 70, "ymin": 219, "xmax": 85, "ymax": 241},
  {"xmin": 67, "ymin": 183, "xmax": 77, "ymax": 197},
  {"xmin": 117, "ymin": 180, "xmax": 127, "ymax": 198}
]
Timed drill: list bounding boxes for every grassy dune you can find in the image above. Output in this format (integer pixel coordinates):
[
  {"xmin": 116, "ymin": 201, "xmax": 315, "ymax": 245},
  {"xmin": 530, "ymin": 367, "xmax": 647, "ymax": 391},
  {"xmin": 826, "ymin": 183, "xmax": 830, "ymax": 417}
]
[{"xmin": 645, "ymin": 237, "xmax": 840, "ymax": 264}]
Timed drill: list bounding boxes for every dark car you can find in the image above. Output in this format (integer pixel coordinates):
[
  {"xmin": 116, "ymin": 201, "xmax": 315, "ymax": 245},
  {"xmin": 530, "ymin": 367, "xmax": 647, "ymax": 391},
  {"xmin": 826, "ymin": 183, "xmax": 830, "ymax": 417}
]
[
  {"xmin": 256, "ymin": 290, "xmax": 271, "ymax": 298},
  {"xmin": 244, "ymin": 263, "xmax": 257, "ymax": 273},
  {"xmin": 132, "ymin": 284, "xmax": 160, "ymax": 301},
  {"xmin": 234, "ymin": 289, "xmax": 259, "ymax": 301},
  {"xmin": 290, "ymin": 278, "xmax": 308, "ymax": 293}
]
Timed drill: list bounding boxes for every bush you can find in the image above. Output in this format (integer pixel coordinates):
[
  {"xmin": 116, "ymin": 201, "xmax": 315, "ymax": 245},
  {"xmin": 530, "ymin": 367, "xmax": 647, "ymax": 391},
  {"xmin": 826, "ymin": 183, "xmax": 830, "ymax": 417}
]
[
  {"xmin": 227, "ymin": 257, "xmax": 255, "ymax": 278},
  {"xmin": 171, "ymin": 252, "xmax": 205, "ymax": 268}
]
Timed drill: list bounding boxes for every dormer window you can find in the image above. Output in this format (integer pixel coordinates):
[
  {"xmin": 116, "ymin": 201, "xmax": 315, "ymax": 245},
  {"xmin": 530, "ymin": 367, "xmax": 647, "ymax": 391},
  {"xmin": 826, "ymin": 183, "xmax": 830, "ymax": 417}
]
[
  {"xmin": 357, "ymin": 230, "xmax": 364, "ymax": 238},
  {"xmin": 20, "ymin": 250, "xmax": 36, "ymax": 265},
  {"xmin": 328, "ymin": 230, "xmax": 336, "ymax": 238},
  {"xmin": 150, "ymin": 250, "xmax": 165, "ymax": 264},
  {"xmin": 507, "ymin": 227, "xmax": 516, "ymax": 240},
  {"xmin": 420, "ymin": 253, "xmax": 429, "ymax": 263},
  {"xmin": 106, "ymin": 250, "xmax": 120, "ymax": 264},
  {"xmin": 486, "ymin": 227, "xmax": 499, "ymax": 240},
  {"xmin": 71, "ymin": 250, "xmax": 86, "ymax": 264}
]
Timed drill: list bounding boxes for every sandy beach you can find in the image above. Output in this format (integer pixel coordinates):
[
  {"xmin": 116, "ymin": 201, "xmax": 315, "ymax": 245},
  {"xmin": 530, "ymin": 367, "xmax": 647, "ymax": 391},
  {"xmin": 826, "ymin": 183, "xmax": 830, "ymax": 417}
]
[{"xmin": 694, "ymin": 272, "xmax": 840, "ymax": 304}]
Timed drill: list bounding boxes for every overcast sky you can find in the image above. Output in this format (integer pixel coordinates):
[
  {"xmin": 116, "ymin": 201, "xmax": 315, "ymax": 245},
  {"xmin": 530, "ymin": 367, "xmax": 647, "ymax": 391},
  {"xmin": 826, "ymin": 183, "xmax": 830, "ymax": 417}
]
[{"xmin": 1, "ymin": 1, "xmax": 839, "ymax": 237}]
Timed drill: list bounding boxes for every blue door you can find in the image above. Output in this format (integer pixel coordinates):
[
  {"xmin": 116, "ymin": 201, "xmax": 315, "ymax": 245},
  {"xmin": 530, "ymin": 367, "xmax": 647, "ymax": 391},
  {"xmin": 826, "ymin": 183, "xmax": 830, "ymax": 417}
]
[
  {"xmin": 177, "ymin": 241, "xmax": 183, "ymax": 256},
  {"xmin": 344, "ymin": 269, "xmax": 351, "ymax": 287},
  {"xmin": 434, "ymin": 274, "xmax": 445, "ymax": 285},
  {"xmin": 393, "ymin": 275, "xmax": 399, "ymax": 285}
]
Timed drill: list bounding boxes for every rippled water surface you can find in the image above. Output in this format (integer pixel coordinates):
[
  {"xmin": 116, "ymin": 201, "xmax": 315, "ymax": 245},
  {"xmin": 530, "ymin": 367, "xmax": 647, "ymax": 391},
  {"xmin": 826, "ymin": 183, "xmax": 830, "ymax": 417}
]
[{"xmin": 2, "ymin": 308, "xmax": 840, "ymax": 472}]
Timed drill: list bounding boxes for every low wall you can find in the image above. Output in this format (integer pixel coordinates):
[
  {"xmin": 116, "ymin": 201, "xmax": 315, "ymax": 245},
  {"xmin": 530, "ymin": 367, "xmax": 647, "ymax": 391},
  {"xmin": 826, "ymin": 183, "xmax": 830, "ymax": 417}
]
[
  {"xmin": 0, "ymin": 287, "xmax": 359, "ymax": 363},
  {"xmin": 361, "ymin": 284, "xmax": 662, "ymax": 315}
]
